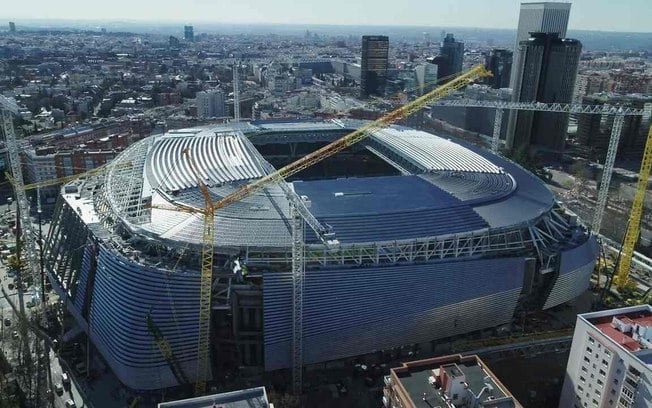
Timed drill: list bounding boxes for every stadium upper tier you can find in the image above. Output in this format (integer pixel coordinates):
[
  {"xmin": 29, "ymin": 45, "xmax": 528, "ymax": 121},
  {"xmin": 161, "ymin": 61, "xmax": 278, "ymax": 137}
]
[{"xmin": 95, "ymin": 120, "xmax": 554, "ymax": 250}]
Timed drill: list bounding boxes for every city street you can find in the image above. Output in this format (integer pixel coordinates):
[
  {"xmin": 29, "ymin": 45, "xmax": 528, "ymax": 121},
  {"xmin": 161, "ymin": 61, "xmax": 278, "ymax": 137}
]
[{"xmin": 0, "ymin": 200, "xmax": 89, "ymax": 408}]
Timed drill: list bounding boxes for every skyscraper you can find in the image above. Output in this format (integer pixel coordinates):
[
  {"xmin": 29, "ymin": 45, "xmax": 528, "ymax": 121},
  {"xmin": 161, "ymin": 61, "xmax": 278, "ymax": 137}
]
[
  {"xmin": 8, "ymin": 22, "xmax": 15, "ymax": 33},
  {"xmin": 360, "ymin": 35, "xmax": 389, "ymax": 98},
  {"xmin": 184, "ymin": 25, "xmax": 194, "ymax": 42},
  {"xmin": 508, "ymin": 33, "xmax": 581, "ymax": 154},
  {"xmin": 484, "ymin": 48, "xmax": 513, "ymax": 89},
  {"xmin": 196, "ymin": 89, "xmax": 225, "ymax": 118},
  {"xmin": 435, "ymin": 33, "xmax": 464, "ymax": 81},
  {"xmin": 511, "ymin": 2, "xmax": 571, "ymax": 88}
]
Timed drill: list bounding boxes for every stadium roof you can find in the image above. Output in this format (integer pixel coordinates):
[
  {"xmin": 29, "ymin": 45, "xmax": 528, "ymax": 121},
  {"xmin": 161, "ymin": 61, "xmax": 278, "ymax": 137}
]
[{"xmin": 88, "ymin": 120, "xmax": 555, "ymax": 250}]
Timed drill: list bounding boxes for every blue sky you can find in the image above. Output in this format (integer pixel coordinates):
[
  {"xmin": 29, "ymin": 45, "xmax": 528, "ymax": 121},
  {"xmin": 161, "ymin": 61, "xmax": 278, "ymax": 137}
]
[{"xmin": 4, "ymin": 0, "xmax": 651, "ymax": 32}]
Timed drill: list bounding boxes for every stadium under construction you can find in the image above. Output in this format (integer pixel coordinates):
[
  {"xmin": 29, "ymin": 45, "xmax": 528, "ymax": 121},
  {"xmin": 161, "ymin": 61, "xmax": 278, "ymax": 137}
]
[{"xmin": 44, "ymin": 119, "xmax": 598, "ymax": 390}]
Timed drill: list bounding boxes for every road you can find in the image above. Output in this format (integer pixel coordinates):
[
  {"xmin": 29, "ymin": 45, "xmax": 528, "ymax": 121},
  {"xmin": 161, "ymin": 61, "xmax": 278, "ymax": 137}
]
[{"xmin": 0, "ymin": 201, "xmax": 90, "ymax": 408}]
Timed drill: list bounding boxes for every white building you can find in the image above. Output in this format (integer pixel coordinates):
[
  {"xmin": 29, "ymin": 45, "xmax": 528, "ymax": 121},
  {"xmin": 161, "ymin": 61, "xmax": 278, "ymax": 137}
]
[
  {"xmin": 196, "ymin": 89, "xmax": 225, "ymax": 119},
  {"xmin": 560, "ymin": 305, "xmax": 652, "ymax": 408},
  {"xmin": 511, "ymin": 2, "xmax": 571, "ymax": 88}
]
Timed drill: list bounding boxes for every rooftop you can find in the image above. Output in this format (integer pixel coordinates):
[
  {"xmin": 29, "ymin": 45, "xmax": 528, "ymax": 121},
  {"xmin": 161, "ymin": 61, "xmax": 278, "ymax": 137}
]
[
  {"xmin": 157, "ymin": 386, "xmax": 270, "ymax": 408},
  {"xmin": 582, "ymin": 305, "xmax": 652, "ymax": 364},
  {"xmin": 389, "ymin": 354, "xmax": 521, "ymax": 408}
]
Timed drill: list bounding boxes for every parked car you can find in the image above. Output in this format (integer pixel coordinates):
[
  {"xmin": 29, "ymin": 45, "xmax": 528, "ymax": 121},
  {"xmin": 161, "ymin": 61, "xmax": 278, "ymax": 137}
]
[
  {"xmin": 65, "ymin": 399, "xmax": 76, "ymax": 408},
  {"xmin": 55, "ymin": 383, "xmax": 64, "ymax": 395},
  {"xmin": 61, "ymin": 372, "xmax": 70, "ymax": 385}
]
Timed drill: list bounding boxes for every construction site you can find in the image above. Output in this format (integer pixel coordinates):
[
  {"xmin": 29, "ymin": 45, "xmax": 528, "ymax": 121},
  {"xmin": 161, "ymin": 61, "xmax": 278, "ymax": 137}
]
[{"xmin": 1, "ymin": 61, "xmax": 651, "ymax": 407}]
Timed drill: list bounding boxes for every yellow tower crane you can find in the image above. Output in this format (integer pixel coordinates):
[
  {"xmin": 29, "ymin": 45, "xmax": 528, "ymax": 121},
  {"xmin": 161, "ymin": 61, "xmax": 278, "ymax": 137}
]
[
  {"xmin": 151, "ymin": 64, "xmax": 492, "ymax": 395},
  {"xmin": 613, "ymin": 125, "xmax": 652, "ymax": 291}
]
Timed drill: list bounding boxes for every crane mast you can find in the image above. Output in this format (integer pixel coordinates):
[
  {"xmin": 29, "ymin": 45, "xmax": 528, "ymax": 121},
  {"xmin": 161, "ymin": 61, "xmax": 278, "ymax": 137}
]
[
  {"xmin": 614, "ymin": 125, "xmax": 652, "ymax": 290},
  {"xmin": 180, "ymin": 148, "xmax": 216, "ymax": 395},
  {"xmin": 233, "ymin": 61, "xmax": 241, "ymax": 123}
]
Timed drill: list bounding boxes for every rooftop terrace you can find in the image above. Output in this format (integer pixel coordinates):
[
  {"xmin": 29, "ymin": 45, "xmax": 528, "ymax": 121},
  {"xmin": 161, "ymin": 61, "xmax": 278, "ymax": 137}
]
[
  {"xmin": 586, "ymin": 305, "xmax": 652, "ymax": 357},
  {"xmin": 388, "ymin": 354, "xmax": 520, "ymax": 408}
]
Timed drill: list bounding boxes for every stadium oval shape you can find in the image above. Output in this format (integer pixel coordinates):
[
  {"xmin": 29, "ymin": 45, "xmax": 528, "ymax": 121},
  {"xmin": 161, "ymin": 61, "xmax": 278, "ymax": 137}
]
[{"xmin": 46, "ymin": 119, "xmax": 597, "ymax": 390}]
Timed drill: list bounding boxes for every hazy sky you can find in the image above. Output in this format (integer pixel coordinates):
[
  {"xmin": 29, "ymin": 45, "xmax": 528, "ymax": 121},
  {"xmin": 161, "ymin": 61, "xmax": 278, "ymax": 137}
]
[{"xmin": 3, "ymin": 0, "xmax": 651, "ymax": 32}]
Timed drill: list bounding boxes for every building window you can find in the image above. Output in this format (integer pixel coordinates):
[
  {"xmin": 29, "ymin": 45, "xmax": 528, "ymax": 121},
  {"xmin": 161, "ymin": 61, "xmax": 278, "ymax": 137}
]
[
  {"xmin": 578, "ymin": 385, "xmax": 584, "ymax": 392},
  {"xmin": 604, "ymin": 349, "xmax": 611, "ymax": 357},
  {"xmin": 580, "ymin": 376, "xmax": 586, "ymax": 383},
  {"xmin": 62, "ymin": 157, "xmax": 73, "ymax": 176},
  {"xmin": 588, "ymin": 337, "xmax": 595, "ymax": 344},
  {"xmin": 584, "ymin": 356, "xmax": 591, "ymax": 363},
  {"xmin": 587, "ymin": 346, "xmax": 593, "ymax": 353},
  {"xmin": 602, "ymin": 359, "xmax": 609, "ymax": 366},
  {"xmin": 597, "ymin": 379, "xmax": 604, "ymax": 386},
  {"xmin": 582, "ymin": 366, "xmax": 588, "ymax": 373},
  {"xmin": 599, "ymin": 369, "xmax": 606, "ymax": 376}
]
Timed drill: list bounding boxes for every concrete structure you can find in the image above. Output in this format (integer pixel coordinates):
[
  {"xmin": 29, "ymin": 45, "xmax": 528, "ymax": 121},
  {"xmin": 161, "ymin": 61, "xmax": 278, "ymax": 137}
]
[
  {"xmin": 383, "ymin": 354, "xmax": 522, "ymax": 408},
  {"xmin": 484, "ymin": 49, "xmax": 513, "ymax": 89},
  {"xmin": 577, "ymin": 94, "xmax": 652, "ymax": 161},
  {"xmin": 184, "ymin": 25, "xmax": 194, "ymax": 42},
  {"xmin": 44, "ymin": 120, "xmax": 597, "ymax": 391},
  {"xmin": 158, "ymin": 386, "xmax": 271, "ymax": 407},
  {"xmin": 560, "ymin": 305, "xmax": 652, "ymax": 408},
  {"xmin": 360, "ymin": 35, "xmax": 389, "ymax": 98},
  {"xmin": 511, "ymin": 2, "xmax": 571, "ymax": 88},
  {"xmin": 436, "ymin": 33, "xmax": 465, "ymax": 81},
  {"xmin": 573, "ymin": 72, "xmax": 613, "ymax": 103},
  {"xmin": 196, "ymin": 89, "xmax": 225, "ymax": 118},
  {"xmin": 8, "ymin": 22, "xmax": 15, "ymax": 33},
  {"xmin": 509, "ymin": 32, "xmax": 581, "ymax": 155}
]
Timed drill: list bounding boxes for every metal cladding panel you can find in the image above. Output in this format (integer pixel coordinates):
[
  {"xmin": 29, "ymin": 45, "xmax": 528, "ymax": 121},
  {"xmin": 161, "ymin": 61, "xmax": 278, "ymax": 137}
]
[
  {"xmin": 71, "ymin": 245, "xmax": 93, "ymax": 315},
  {"xmin": 544, "ymin": 237, "xmax": 599, "ymax": 310},
  {"xmin": 263, "ymin": 257, "xmax": 526, "ymax": 370},
  {"xmin": 88, "ymin": 246, "xmax": 202, "ymax": 390},
  {"xmin": 559, "ymin": 236, "xmax": 599, "ymax": 275}
]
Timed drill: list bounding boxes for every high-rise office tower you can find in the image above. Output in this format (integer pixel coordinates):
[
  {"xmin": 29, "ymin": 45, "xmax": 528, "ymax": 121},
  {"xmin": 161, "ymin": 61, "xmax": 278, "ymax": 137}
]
[
  {"xmin": 184, "ymin": 25, "xmax": 194, "ymax": 42},
  {"xmin": 360, "ymin": 35, "xmax": 389, "ymax": 98},
  {"xmin": 484, "ymin": 49, "xmax": 513, "ymax": 89},
  {"xmin": 435, "ymin": 33, "xmax": 464, "ymax": 80},
  {"xmin": 9, "ymin": 22, "xmax": 15, "ymax": 33},
  {"xmin": 511, "ymin": 2, "xmax": 571, "ymax": 88},
  {"xmin": 560, "ymin": 305, "xmax": 652, "ymax": 408},
  {"xmin": 508, "ymin": 32, "xmax": 581, "ymax": 154},
  {"xmin": 196, "ymin": 89, "xmax": 225, "ymax": 118}
]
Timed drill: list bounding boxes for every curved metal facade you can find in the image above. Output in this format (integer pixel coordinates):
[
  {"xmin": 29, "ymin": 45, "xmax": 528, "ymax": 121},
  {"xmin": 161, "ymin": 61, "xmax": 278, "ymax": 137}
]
[
  {"xmin": 263, "ymin": 257, "xmax": 526, "ymax": 370},
  {"xmin": 543, "ymin": 237, "xmax": 599, "ymax": 310},
  {"xmin": 71, "ymin": 243, "xmax": 202, "ymax": 390},
  {"xmin": 43, "ymin": 120, "xmax": 599, "ymax": 392}
]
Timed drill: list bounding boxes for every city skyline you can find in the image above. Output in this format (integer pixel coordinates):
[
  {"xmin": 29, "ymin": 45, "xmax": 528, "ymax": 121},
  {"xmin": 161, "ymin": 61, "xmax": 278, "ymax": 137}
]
[{"xmin": 2, "ymin": 0, "xmax": 652, "ymax": 33}]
